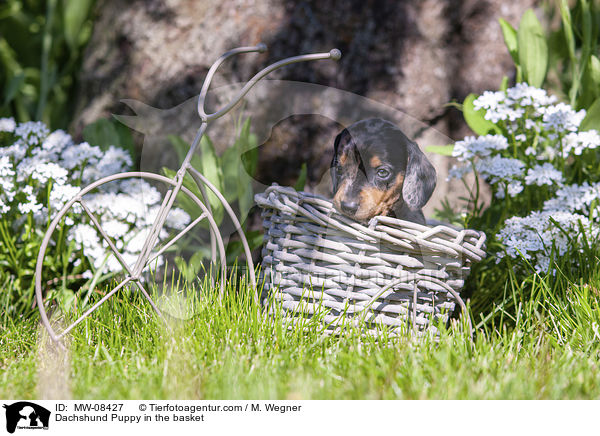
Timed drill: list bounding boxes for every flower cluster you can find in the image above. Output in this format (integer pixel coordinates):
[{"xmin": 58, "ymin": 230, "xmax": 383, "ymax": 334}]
[
  {"xmin": 497, "ymin": 211, "xmax": 596, "ymax": 273},
  {"xmin": 496, "ymin": 181, "xmax": 600, "ymax": 274},
  {"xmin": 0, "ymin": 118, "xmax": 190, "ymax": 277},
  {"xmin": 448, "ymin": 83, "xmax": 600, "ymax": 273},
  {"xmin": 449, "ymin": 84, "xmax": 591, "ymax": 200}
]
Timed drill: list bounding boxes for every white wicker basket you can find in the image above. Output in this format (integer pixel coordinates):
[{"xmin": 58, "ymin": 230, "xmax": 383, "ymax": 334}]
[{"xmin": 255, "ymin": 184, "xmax": 486, "ymax": 336}]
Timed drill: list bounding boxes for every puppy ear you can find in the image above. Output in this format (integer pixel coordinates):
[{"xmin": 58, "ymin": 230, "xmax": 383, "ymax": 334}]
[
  {"xmin": 402, "ymin": 141, "xmax": 436, "ymax": 211},
  {"xmin": 330, "ymin": 130, "xmax": 345, "ymax": 191}
]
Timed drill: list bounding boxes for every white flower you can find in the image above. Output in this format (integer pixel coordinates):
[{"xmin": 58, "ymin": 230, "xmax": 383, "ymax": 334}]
[
  {"xmin": 484, "ymin": 103, "xmax": 524, "ymax": 123},
  {"xmin": 447, "ymin": 163, "xmax": 471, "ymax": 181},
  {"xmin": 525, "ymin": 163, "xmax": 563, "ymax": 186},
  {"xmin": 18, "ymin": 200, "xmax": 43, "ymax": 215},
  {"xmin": 507, "ymin": 181, "xmax": 524, "ymax": 197},
  {"xmin": 49, "ymin": 184, "xmax": 80, "ymax": 212},
  {"xmin": 473, "ymin": 84, "xmax": 558, "ymax": 125},
  {"xmin": 0, "ymin": 143, "xmax": 27, "ymax": 161},
  {"xmin": 535, "ymin": 256, "xmax": 551, "ymax": 274},
  {"xmin": 105, "ymin": 251, "xmax": 140, "ymax": 272},
  {"xmin": 17, "ymin": 161, "xmax": 68, "ymax": 185},
  {"xmin": 118, "ymin": 179, "xmax": 162, "ymax": 205},
  {"xmin": 0, "ymin": 156, "xmax": 14, "ymax": 178},
  {"xmin": 3, "ymin": 120, "xmax": 202, "ymax": 280},
  {"xmin": 525, "ymin": 119, "xmax": 538, "ymax": 131},
  {"xmin": 82, "ymin": 146, "xmax": 132, "ymax": 182},
  {"xmin": 31, "ymin": 145, "xmax": 60, "ymax": 162},
  {"xmin": 127, "ymin": 229, "xmax": 150, "ymax": 254},
  {"xmin": 506, "ymin": 83, "xmax": 557, "ymax": 108},
  {"xmin": 166, "ymin": 208, "xmax": 191, "ymax": 230},
  {"xmin": 543, "ymin": 182, "xmax": 600, "ymax": 214},
  {"xmin": 525, "ymin": 146, "xmax": 536, "ymax": 156},
  {"xmin": 475, "ymin": 155, "xmax": 525, "ymax": 183},
  {"xmin": 42, "ymin": 129, "xmax": 73, "ymax": 153},
  {"xmin": 452, "ymin": 135, "xmax": 509, "ymax": 161},
  {"xmin": 70, "ymin": 224, "xmax": 100, "ymax": 249},
  {"xmin": 60, "ymin": 142, "xmax": 102, "ymax": 170},
  {"xmin": 101, "ymin": 219, "xmax": 130, "ymax": 240},
  {"xmin": 494, "ymin": 181, "xmax": 524, "ymax": 199},
  {"xmin": 22, "ymin": 185, "xmax": 33, "ymax": 196},
  {"xmin": 541, "ymin": 103, "xmax": 585, "ymax": 133},
  {"xmin": 497, "ymin": 210, "xmax": 592, "ymax": 273},
  {"xmin": 473, "ymin": 91, "xmax": 505, "ymax": 111},
  {"xmin": 0, "ymin": 198, "xmax": 9, "ymax": 213},
  {"xmin": 0, "ymin": 117, "xmax": 16, "ymax": 133},
  {"xmin": 562, "ymin": 130, "xmax": 600, "ymax": 156},
  {"xmin": 14, "ymin": 121, "xmax": 49, "ymax": 143}
]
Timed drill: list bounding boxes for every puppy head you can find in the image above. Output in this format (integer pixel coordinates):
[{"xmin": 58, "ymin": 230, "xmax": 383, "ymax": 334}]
[{"xmin": 331, "ymin": 118, "xmax": 436, "ymax": 222}]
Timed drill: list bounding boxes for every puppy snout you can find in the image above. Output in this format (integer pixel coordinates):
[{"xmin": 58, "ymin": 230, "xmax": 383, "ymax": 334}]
[{"xmin": 340, "ymin": 200, "xmax": 359, "ymax": 215}]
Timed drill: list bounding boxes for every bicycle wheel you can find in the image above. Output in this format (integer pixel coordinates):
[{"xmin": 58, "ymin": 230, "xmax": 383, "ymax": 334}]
[{"xmin": 35, "ymin": 171, "xmax": 226, "ymax": 342}]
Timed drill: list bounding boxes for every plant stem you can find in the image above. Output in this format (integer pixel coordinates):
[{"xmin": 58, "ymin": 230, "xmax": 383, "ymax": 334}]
[{"xmin": 36, "ymin": 0, "xmax": 57, "ymax": 122}]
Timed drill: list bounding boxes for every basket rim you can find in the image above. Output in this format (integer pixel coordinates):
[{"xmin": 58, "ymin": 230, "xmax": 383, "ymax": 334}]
[{"xmin": 255, "ymin": 184, "xmax": 487, "ymax": 263}]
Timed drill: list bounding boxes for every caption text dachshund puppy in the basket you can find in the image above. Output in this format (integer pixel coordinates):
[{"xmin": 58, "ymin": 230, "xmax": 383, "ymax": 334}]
[{"xmin": 331, "ymin": 118, "xmax": 436, "ymax": 225}]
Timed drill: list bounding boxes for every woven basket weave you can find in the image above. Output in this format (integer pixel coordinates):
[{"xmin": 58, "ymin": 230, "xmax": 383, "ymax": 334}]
[{"xmin": 255, "ymin": 184, "xmax": 486, "ymax": 336}]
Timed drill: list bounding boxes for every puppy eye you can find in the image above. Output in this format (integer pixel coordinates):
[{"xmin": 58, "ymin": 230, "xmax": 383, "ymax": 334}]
[{"xmin": 377, "ymin": 168, "xmax": 390, "ymax": 178}]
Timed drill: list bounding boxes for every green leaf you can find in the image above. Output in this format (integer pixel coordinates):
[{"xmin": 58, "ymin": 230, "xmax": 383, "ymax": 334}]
[
  {"xmin": 237, "ymin": 119, "xmax": 258, "ymax": 222},
  {"xmin": 237, "ymin": 179, "xmax": 254, "ymax": 225},
  {"xmin": 579, "ymin": 55, "xmax": 600, "ymax": 108},
  {"xmin": 294, "ymin": 163, "xmax": 307, "ymax": 191},
  {"xmin": 168, "ymin": 134, "xmax": 206, "ymax": 181},
  {"xmin": 425, "ymin": 144, "xmax": 455, "ymax": 157},
  {"xmin": 83, "ymin": 118, "xmax": 136, "ymax": 159},
  {"xmin": 517, "ymin": 9, "xmax": 548, "ymax": 87},
  {"xmin": 499, "ymin": 18, "xmax": 519, "ymax": 64},
  {"xmin": 62, "ymin": 0, "xmax": 94, "ymax": 50},
  {"xmin": 186, "ymin": 251, "xmax": 206, "ymax": 282},
  {"xmin": 83, "ymin": 118, "xmax": 119, "ymax": 150},
  {"xmin": 462, "ymin": 94, "xmax": 499, "ymax": 136},
  {"xmin": 167, "ymin": 135, "xmax": 190, "ymax": 164},
  {"xmin": 580, "ymin": 97, "xmax": 600, "ymax": 131},
  {"xmin": 198, "ymin": 135, "xmax": 224, "ymax": 224},
  {"xmin": 221, "ymin": 146, "xmax": 241, "ymax": 203},
  {"xmin": 499, "ymin": 75, "xmax": 509, "ymax": 92},
  {"xmin": 558, "ymin": 0, "xmax": 575, "ymax": 62},
  {"xmin": 226, "ymin": 230, "xmax": 263, "ymax": 263},
  {"xmin": 3, "ymin": 72, "xmax": 25, "ymax": 105},
  {"xmin": 162, "ymin": 167, "xmax": 204, "ymax": 226},
  {"xmin": 113, "ymin": 120, "xmax": 136, "ymax": 154},
  {"xmin": 588, "ymin": 55, "xmax": 600, "ymax": 89},
  {"xmin": 167, "ymin": 135, "xmax": 224, "ymax": 225},
  {"xmin": 239, "ymin": 119, "xmax": 258, "ymax": 177}
]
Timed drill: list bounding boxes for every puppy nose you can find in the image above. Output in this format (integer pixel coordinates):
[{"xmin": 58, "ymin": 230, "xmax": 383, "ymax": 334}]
[{"xmin": 340, "ymin": 200, "xmax": 359, "ymax": 214}]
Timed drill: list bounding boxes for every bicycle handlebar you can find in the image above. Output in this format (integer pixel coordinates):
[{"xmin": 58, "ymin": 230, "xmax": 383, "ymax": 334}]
[{"xmin": 197, "ymin": 43, "xmax": 341, "ymax": 122}]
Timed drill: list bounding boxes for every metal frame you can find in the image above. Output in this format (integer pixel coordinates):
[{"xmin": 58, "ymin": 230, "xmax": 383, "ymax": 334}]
[{"xmin": 35, "ymin": 44, "xmax": 342, "ymax": 343}]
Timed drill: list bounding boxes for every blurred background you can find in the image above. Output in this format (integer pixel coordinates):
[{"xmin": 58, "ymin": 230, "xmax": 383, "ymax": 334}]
[{"xmin": 0, "ymin": 0, "xmax": 548, "ymax": 216}]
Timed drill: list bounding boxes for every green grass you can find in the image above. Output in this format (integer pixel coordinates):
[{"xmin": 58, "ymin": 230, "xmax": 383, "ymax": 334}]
[{"xmin": 2, "ymin": 269, "xmax": 600, "ymax": 400}]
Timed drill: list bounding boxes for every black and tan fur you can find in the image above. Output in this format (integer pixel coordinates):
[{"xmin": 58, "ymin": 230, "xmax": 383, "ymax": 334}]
[{"xmin": 331, "ymin": 118, "xmax": 436, "ymax": 225}]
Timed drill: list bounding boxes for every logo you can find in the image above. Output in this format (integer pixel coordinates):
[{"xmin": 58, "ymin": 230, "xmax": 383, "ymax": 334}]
[{"xmin": 3, "ymin": 402, "xmax": 50, "ymax": 434}]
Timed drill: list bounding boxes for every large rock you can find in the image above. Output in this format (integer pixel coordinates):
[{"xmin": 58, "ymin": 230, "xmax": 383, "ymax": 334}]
[{"xmin": 74, "ymin": 0, "xmax": 538, "ymax": 218}]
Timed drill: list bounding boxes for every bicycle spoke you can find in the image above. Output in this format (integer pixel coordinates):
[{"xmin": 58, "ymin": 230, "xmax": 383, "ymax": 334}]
[
  {"xmin": 132, "ymin": 279, "xmax": 166, "ymax": 322},
  {"xmin": 36, "ymin": 171, "xmax": 231, "ymax": 344},
  {"xmin": 146, "ymin": 212, "xmax": 207, "ymax": 266},
  {"xmin": 79, "ymin": 201, "xmax": 135, "ymax": 276},
  {"xmin": 131, "ymin": 189, "xmax": 173, "ymax": 274},
  {"xmin": 133, "ymin": 182, "xmax": 184, "ymax": 276},
  {"xmin": 58, "ymin": 277, "xmax": 133, "ymax": 339}
]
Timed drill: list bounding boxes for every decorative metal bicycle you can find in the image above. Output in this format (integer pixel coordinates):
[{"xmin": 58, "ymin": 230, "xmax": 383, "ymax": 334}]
[{"xmin": 35, "ymin": 44, "xmax": 342, "ymax": 343}]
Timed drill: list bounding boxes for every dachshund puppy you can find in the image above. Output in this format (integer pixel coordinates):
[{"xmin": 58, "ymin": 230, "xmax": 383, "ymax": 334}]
[{"xmin": 331, "ymin": 118, "xmax": 436, "ymax": 225}]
